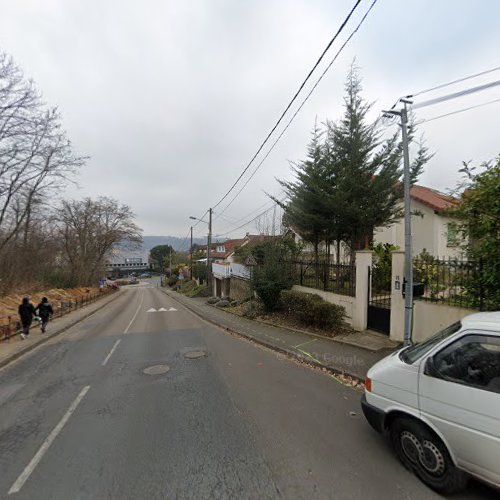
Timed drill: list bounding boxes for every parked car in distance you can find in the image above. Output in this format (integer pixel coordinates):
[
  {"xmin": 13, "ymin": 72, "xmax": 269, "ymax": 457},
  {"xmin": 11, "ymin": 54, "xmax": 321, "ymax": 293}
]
[
  {"xmin": 129, "ymin": 277, "xmax": 139, "ymax": 284},
  {"xmin": 361, "ymin": 312, "xmax": 500, "ymax": 494},
  {"xmin": 140, "ymin": 273, "xmax": 151, "ymax": 278}
]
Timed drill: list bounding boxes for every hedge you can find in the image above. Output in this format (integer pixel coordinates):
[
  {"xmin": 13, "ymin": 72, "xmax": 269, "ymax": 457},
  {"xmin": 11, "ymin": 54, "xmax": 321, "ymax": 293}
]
[{"xmin": 280, "ymin": 289, "xmax": 345, "ymax": 330}]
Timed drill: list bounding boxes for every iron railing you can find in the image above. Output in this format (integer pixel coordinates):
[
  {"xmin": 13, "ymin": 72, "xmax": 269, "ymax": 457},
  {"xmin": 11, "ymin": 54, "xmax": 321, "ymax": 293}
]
[
  {"xmin": 292, "ymin": 261, "xmax": 356, "ymax": 297},
  {"xmin": 413, "ymin": 257, "xmax": 497, "ymax": 310},
  {"xmin": 0, "ymin": 287, "xmax": 116, "ymax": 342}
]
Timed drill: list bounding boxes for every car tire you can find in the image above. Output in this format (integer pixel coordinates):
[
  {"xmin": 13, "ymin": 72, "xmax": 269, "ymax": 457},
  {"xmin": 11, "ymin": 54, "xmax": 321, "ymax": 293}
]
[{"xmin": 390, "ymin": 416, "xmax": 469, "ymax": 494}]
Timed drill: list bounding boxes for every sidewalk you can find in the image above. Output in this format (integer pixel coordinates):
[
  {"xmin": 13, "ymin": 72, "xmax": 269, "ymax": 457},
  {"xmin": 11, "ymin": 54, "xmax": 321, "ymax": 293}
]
[
  {"xmin": 0, "ymin": 290, "xmax": 122, "ymax": 369},
  {"xmin": 163, "ymin": 289, "xmax": 399, "ymax": 381}
]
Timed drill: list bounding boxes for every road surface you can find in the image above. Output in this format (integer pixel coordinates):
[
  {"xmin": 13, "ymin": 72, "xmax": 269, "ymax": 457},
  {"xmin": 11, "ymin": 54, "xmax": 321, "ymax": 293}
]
[{"xmin": 0, "ymin": 282, "xmax": 496, "ymax": 499}]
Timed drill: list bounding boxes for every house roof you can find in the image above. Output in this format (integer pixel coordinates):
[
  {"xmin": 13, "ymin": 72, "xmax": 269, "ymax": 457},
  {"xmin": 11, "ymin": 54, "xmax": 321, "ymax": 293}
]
[
  {"xmin": 211, "ymin": 238, "xmax": 247, "ymax": 259},
  {"xmin": 410, "ymin": 185, "xmax": 458, "ymax": 213}
]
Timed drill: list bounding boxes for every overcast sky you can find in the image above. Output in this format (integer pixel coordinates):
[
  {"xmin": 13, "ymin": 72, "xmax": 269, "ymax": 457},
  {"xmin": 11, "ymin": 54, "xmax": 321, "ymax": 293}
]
[{"xmin": 1, "ymin": 0, "xmax": 499, "ymax": 241}]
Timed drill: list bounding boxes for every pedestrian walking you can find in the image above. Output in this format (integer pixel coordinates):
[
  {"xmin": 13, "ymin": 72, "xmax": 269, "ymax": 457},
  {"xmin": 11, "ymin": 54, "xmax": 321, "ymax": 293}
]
[
  {"xmin": 36, "ymin": 297, "xmax": 54, "ymax": 334},
  {"xmin": 18, "ymin": 296, "xmax": 36, "ymax": 339}
]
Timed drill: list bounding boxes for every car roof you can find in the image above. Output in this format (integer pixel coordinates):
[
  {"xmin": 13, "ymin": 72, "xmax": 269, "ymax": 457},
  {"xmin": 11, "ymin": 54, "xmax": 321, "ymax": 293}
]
[{"xmin": 461, "ymin": 311, "xmax": 500, "ymax": 333}]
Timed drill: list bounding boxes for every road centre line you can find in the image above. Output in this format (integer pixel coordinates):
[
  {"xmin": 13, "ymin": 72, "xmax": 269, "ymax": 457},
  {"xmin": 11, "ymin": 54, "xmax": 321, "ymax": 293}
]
[
  {"xmin": 101, "ymin": 339, "xmax": 122, "ymax": 366},
  {"xmin": 123, "ymin": 289, "xmax": 144, "ymax": 334},
  {"xmin": 8, "ymin": 385, "xmax": 91, "ymax": 495}
]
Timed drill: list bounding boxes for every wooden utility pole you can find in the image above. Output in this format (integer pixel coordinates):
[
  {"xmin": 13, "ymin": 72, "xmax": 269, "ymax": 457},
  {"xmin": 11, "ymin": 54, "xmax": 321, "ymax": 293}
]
[
  {"xmin": 207, "ymin": 208, "xmax": 213, "ymax": 293},
  {"xmin": 190, "ymin": 226, "xmax": 193, "ymax": 280}
]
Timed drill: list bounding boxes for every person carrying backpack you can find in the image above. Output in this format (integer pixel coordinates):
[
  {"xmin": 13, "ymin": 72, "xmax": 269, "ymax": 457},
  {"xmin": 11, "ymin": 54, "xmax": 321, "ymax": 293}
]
[
  {"xmin": 18, "ymin": 297, "xmax": 36, "ymax": 339},
  {"xmin": 36, "ymin": 297, "xmax": 54, "ymax": 334}
]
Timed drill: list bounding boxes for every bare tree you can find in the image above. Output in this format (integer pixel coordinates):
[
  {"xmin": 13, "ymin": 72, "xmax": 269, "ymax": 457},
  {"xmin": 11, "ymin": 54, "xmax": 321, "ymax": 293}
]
[
  {"xmin": 0, "ymin": 52, "xmax": 86, "ymax": 254},
  {"xmin": 57, "ymin": 197, "xmax": 143, "ymax": 285}
]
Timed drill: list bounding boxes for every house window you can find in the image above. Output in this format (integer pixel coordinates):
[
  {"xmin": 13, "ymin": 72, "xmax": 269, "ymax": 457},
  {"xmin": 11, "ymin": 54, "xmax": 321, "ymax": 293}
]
[
  {"xmin": 447, "ymin": 223, "xmax": 458, "ymax": 247},
  {"xmin": 217, "ymin": 246, "xmax": 225, "ymax": 253}
]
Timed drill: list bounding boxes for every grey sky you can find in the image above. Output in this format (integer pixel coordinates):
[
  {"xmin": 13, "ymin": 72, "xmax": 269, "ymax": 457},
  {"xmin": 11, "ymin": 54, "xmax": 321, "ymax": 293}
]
[{"xmin": 1, "ymin": 0, "xmax": 499, "ymax": 241}]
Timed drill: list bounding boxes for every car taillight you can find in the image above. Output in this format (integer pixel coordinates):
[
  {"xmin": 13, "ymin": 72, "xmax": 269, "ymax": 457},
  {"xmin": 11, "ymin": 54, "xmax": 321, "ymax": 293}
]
[{"xmin": 364, "ymin": 376, "xmax": 372, "ymax": 392}]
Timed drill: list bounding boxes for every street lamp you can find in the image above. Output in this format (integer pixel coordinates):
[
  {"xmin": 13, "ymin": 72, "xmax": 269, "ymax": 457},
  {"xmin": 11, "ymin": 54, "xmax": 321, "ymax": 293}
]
[{"xmin": 189, "ymin": 209, "xmax": 213, "ymax": 293}]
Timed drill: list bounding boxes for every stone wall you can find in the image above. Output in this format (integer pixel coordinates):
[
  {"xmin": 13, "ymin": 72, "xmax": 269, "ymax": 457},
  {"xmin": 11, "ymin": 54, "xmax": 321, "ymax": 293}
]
[{"xmin": 230, "ymin": 276, "xmax": 251, "ymax": 301}]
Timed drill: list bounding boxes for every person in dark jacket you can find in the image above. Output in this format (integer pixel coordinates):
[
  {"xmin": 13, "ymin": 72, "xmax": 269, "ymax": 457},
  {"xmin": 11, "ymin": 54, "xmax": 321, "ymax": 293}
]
[
  {"xmin": 36, "ymin": 297, "xmax": 54, "ymax": 334},
  {"xmin": 18, "ymin": 297, "xmax": 36, "ymax": 339}
]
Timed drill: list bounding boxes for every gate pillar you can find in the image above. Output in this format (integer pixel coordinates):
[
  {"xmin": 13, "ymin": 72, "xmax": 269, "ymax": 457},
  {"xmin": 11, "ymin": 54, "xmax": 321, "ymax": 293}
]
[{"xmin": 353, "ymin": 250, "xmax": 372, "ymax": 331}]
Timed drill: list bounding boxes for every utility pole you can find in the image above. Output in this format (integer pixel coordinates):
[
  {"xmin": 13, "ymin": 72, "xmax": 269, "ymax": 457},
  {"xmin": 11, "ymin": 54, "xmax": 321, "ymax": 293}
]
[
  {"xmin": 383, "ymin": 98, "xmax": 413, "ymax": 346},
  {"xmin": 207, "ymin": 208, "xmax": 213, "ymax": 293},
  {"xmin": 190, "ymin": 226, "xmax": 193, "ymax": 280}
]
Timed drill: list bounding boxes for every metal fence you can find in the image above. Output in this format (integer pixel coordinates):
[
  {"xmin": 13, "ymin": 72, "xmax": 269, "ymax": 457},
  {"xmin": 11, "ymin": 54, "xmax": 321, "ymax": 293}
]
[
  {"xmin": 293, "ymin": 261, "xmax": 356, "ymax": 297},
  {"xmin": 413, "ymin": 257, "xmax": 496, "ymax": 310},
  {"xmin": 0, "ymin": 287, "xmax": 116, "ymax": 342}
]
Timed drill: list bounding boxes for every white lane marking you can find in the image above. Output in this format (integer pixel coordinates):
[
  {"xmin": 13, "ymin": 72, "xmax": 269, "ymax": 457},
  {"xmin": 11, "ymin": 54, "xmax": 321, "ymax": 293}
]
[
  {"xmin": 147, "ymin": 308, "xmax": 157, "ymax": 313},
  {"xmin": 123, "ymin": 290, "xmax": 144, "ymax": 334},
  {"xmin": 168, "ymin": 307, "xmax": 177, "ymax": 312},
  {"xmin": 8, "ymin": 385, "xmax": 91, "ymax": 495},
  {"xmin": 158, "ymin": 307, "xmax": 167, "ymax": 312},
  {"xmin": 101, "ymin": 339, "xmax": 122, "ymax": 366}
]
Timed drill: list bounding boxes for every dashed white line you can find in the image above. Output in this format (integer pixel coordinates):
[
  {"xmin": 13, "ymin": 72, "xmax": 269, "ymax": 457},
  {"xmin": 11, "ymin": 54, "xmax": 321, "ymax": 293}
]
[
  {"xmin": 101, "ymin": 339, "xmax": 122, "ymax": 366},
  {"xmin": 8, "ymin": 385, "xmax": 91, "ymax": 495},
  {"xmin": 123, "ymin": 289, "xmax": 144, "ymax": 334}
]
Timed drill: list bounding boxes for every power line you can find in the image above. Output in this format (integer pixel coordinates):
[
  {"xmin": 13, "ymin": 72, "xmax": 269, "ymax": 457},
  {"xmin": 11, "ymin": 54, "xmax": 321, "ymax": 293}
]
[
  {"xmin": 216, "ymin": 194, "xmax": 284, "ymax": 228},
  {"xmin": 214, "ymin": 0, "xmax": 379, "ymax": 219},
  {"xmin": 174, "ymin": 228, "xmax": 192, "ymax": 253},
  {"xmin": 412, "ymin": 79, "xmax": 500, "ymax": 109},
  {"xmin": 408, "ymin": 65, "xmax": 500, "ymax": 98},
  {"xmin": 215, "ymin": 201, "xmax": 283, "ymax": 238},
  {"xmin": 419, "ymin": 97, "xmax": 500, "ymax": 124},
  {"xmin": 211, "ymin": 0, "xmax": 364, "ymax": 211}
]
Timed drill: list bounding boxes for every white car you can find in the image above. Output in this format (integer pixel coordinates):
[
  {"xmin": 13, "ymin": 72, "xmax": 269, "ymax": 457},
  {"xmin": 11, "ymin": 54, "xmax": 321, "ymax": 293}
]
[{"xmin": 361, "ymin": 312, "xmax": 500, "ymax": 494}]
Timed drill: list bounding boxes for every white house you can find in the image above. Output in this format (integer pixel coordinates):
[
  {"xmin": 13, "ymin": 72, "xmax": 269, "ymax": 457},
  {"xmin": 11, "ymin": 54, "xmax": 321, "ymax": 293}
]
[{"xmin": 374, "ymin": 184, "xmax": 463, "ymax": 259}]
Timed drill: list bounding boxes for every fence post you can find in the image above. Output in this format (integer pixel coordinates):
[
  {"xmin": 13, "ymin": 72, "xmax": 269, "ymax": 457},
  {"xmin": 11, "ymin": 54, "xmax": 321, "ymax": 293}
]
[
  {"xmin": 323, "ymin": 261, "xmax": 327, "ymax": 291},
  {"xmin": 352, "ymin": 250, "xmax": 372, "ymax": 332},
  {"xmin": 390, "ymin": 251, "xmax": 405, "ymax": 342}
]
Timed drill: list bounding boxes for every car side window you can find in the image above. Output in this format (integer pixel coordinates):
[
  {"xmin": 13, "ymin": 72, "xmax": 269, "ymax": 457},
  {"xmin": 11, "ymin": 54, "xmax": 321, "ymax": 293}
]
[{"xmin": 433, "ymin": 334, "xmax": 500, "ymax": 394}]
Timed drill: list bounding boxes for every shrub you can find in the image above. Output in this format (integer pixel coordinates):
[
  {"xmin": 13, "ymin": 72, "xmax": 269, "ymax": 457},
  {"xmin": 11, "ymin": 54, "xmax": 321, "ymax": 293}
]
[
  {"xmin": 251, "ymin": 242, "xmax": 294, "ymax": 311},
  {"xmin": 167, "ymin": 276, "xmax": 177, "ymax": 287},
  {"xmin": 178, "ymin": 280, "xmax": 197, "ymax": 294},
  {"xmin": 216, "ymin": 299, "xmax": 230, "ymax": 308},
  {"xmin": 185, "ymin": 284, "xmax": 209, "ymax": 298},
  {"xmin": 280, "ymin": 290, "xmax": 345, "ymax": 330},
  {"xmin": 207, "ymin": 296, "xmax": 220, "ymax": 304}
]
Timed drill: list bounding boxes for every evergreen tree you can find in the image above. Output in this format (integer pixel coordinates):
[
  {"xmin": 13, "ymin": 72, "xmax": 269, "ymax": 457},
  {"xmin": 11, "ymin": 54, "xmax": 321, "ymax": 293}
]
[
  {"xmin": 278, "ymin": 63, "xmax": 431, "ymax": 265},
  {"xmin": 324, "ymin": 64, "xmax": 430, "ymax": 260},
  {"xmin": 277, "ymin": 120, "xmax": 328, "ymax": 264}
]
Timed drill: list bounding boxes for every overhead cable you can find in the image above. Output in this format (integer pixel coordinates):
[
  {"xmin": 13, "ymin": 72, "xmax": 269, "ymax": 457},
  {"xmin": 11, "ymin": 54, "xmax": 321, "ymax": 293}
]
[
  {"xmin": 215, "ymin": 202, "xmax": 283, "ymax": 238},
  {"xmin": 408, "ymin": 65, "xmax": 500, "ymax": 98},
  {"xmin": 412, "ymin": 79, "xmax": 500, "ymax": 109},
  {"xmin": 214, "ymin": 0, "xmax": 379, "ymax": 219},
  {"xmin": 419, "ymin": 97, "xmax": 500, "ymax": 124},
  {"xmin": 211, "ymin": 0, "xmax": 364, "ymax": 211}
]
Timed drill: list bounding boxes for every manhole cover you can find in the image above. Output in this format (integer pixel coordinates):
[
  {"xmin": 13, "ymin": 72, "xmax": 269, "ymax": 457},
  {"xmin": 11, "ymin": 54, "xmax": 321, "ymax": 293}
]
[
  {"xmin": 143, "ymin": 364, "xmax": 170, "ymax": 375},
  {"xmin": 184, "ymin": 350, "xmax": 207, "ymax": 359}
]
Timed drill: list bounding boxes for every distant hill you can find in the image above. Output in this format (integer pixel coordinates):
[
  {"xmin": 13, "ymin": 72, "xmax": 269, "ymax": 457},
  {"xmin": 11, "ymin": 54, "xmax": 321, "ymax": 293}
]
[{"xmin": 142, "ymin": 235, "xmax": 206, "ymax": 252}]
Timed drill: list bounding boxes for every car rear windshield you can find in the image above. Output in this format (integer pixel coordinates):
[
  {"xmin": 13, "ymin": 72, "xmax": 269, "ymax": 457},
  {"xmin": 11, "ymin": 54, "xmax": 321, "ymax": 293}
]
[{"xmin": 400, "ymin": 321, "xmax": 462, "ymax": 364}]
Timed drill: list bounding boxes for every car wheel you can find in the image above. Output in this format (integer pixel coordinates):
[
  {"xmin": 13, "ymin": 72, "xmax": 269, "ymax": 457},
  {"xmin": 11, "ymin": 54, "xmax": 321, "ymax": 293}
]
[{"xmin": 390, "ymin": 417, "xmax": 468, "ymax": 494}]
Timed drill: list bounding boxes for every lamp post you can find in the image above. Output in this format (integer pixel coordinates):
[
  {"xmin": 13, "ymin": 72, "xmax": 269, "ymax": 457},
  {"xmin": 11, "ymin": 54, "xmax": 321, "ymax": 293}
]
[{"xmin": 189, "ymin": 209, "xmax": 213, "ymax": 293}]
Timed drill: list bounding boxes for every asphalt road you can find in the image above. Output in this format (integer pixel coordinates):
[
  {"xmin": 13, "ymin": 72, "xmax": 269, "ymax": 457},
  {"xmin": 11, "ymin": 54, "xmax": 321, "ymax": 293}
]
[{"xmin": 0, "ymin": 281, "xmax": 496, "ymax": 499}]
